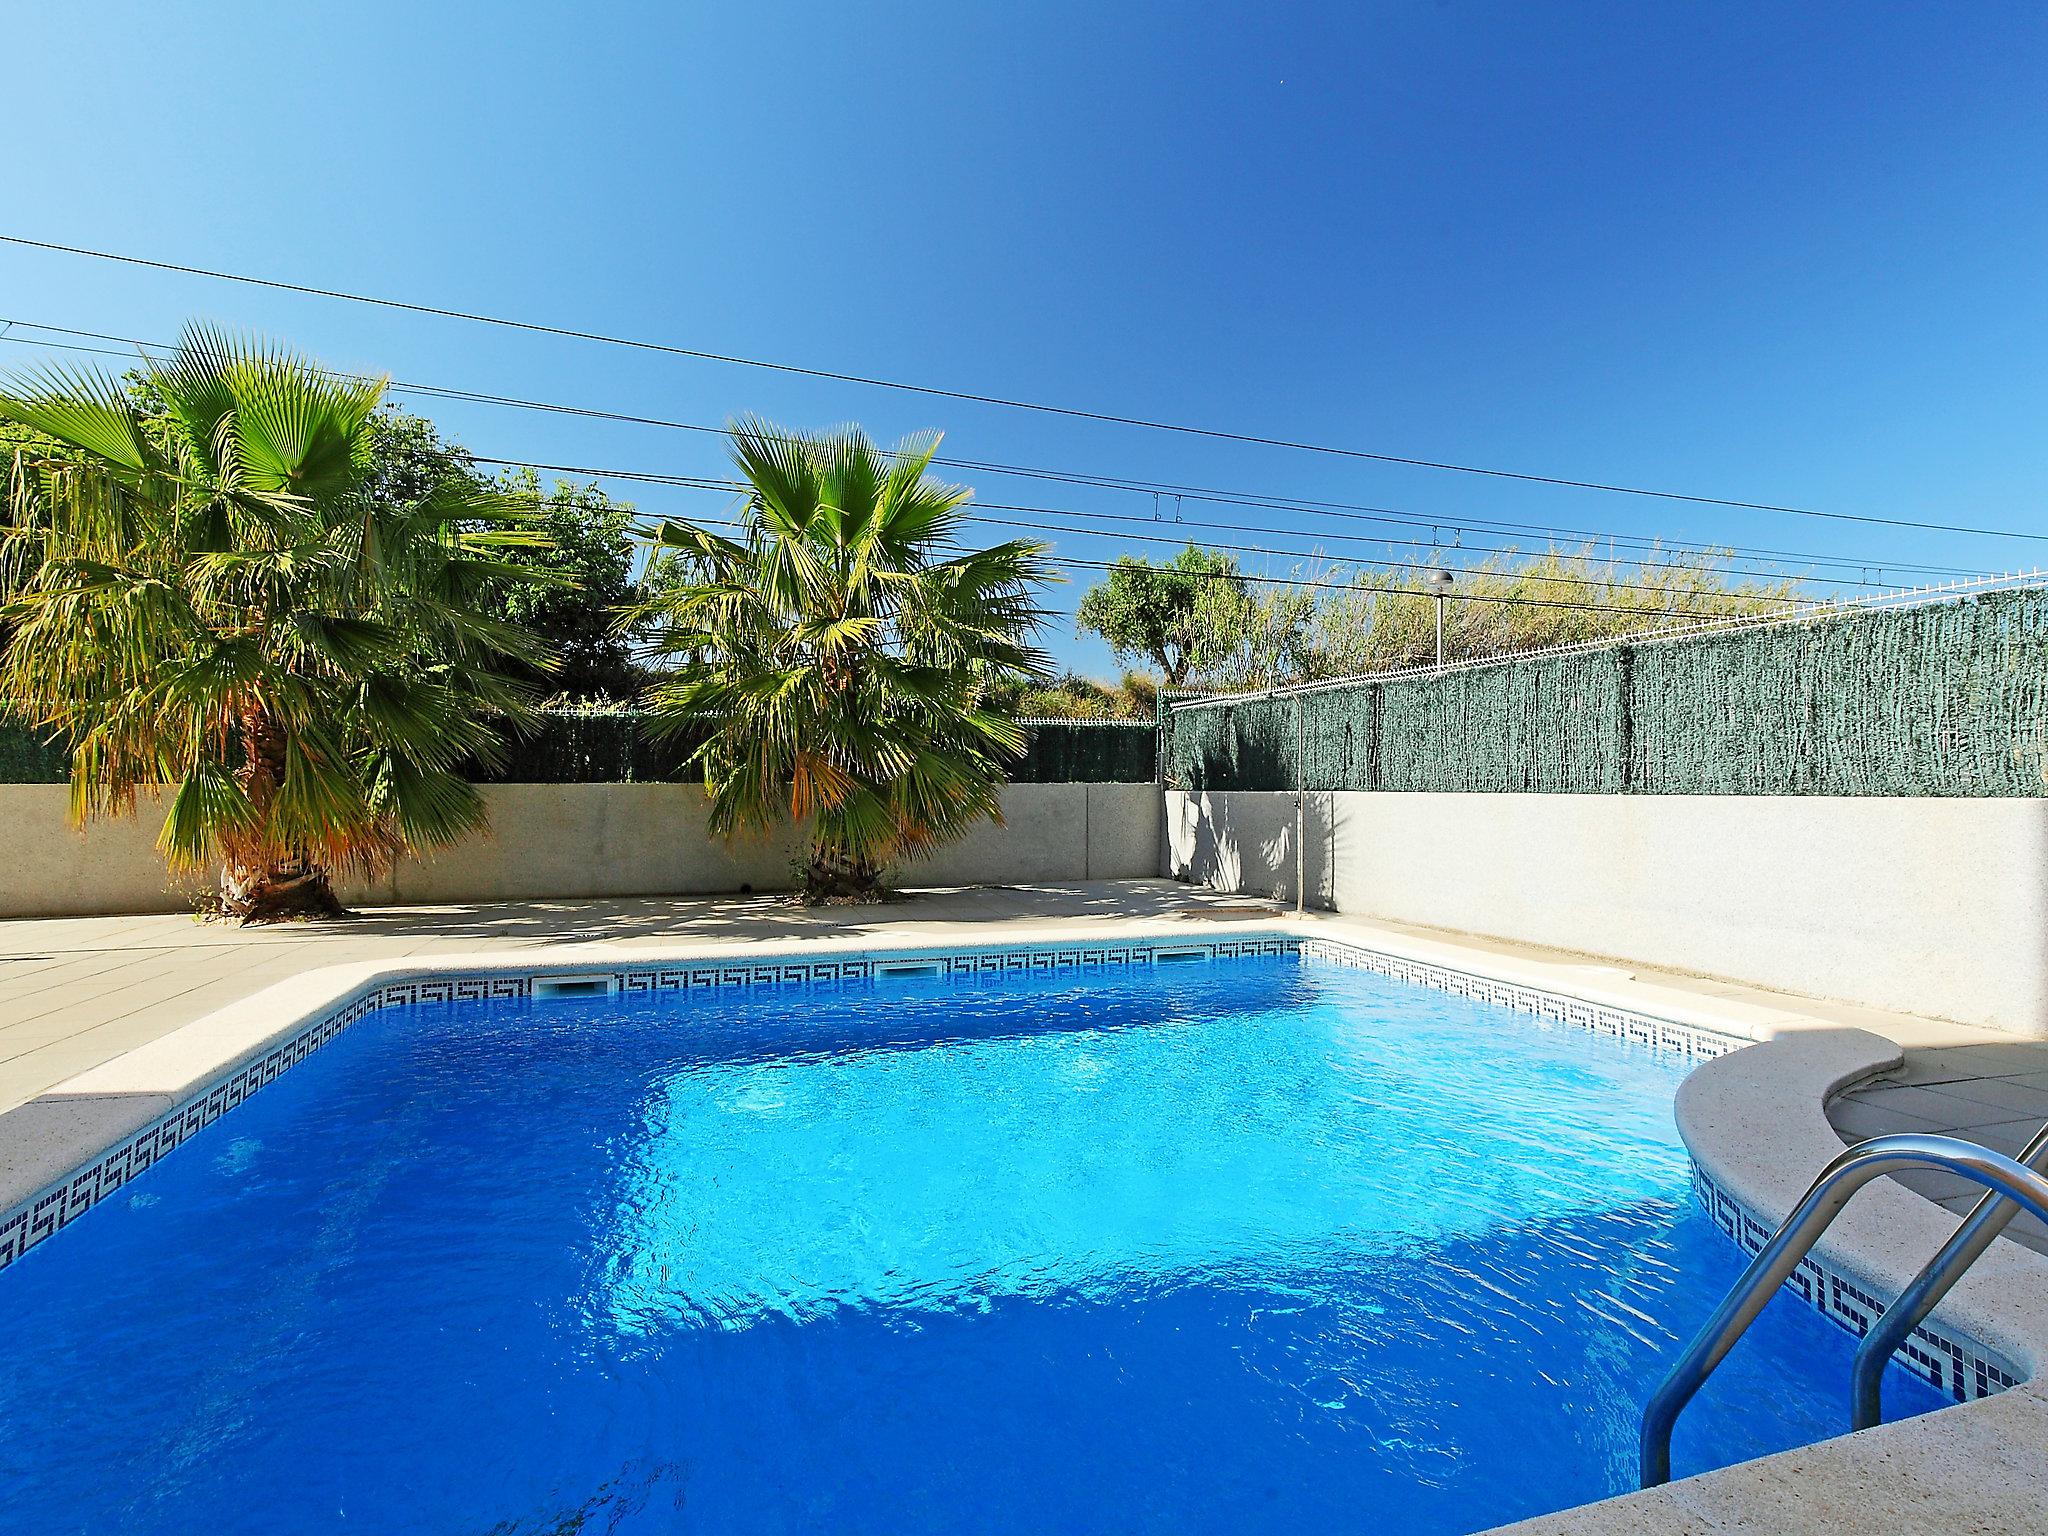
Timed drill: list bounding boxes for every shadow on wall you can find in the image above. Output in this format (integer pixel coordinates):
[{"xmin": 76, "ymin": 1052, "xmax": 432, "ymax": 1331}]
[
  {"xmin": 1170, "ymin": 704, "xmax": 1320, "ymax": 905},
  {"xmin": 1314, "ymin": 789, "xmax": 1339, "ymax": 910},
  {"xmin": 2034, "ymin": 804, "xmax": 2048, "ymax": 1037},
  {"xmin": 1169, "ymin": 789, "xmax": 1298, "ymax": 905}
]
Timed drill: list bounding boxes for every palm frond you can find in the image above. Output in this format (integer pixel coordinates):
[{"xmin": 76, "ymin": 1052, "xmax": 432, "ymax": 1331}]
[
  {"xmin": 640, "ymin": 419, "xmax": 1056, "ymax": 895},
  {"xmin": 0, "ymin": 362, "xmax": 158, "ymax": 474},
  {"xmin": 0, "ymin": 326, "xmax": 559, "ymax": 906},
  {"xmin": 158, "ymin": 760, "xmax": 258, "ymax": 873}
]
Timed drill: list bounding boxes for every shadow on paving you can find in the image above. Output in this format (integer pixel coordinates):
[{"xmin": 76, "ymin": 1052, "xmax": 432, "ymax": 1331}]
[{"xmin": 309, "ymin": 883, "xmax": 1279, "ymax": 948}]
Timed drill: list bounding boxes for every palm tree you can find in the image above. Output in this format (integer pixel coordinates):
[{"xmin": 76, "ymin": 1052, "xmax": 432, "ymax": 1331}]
[
  {"xmin": 0, "ymin": 327, "xmax": 553, "ymax": 920},
  {"xmin": 634, "ymin": 418, "xmax": 1055, "ymax": 902}
]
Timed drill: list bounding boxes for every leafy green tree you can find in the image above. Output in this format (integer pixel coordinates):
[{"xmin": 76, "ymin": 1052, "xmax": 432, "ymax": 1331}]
[
  {"xmin": 1196, "ymin": 582, "xmax": 1320, "ymax": 691},
  {"xmin": 485, "ymin": 467, "xmax": 641, "ymax": 698},
  {"xmin": 341, "ymin": 411, "xmax": 644, "ymax": 700},
  {"xmin": 357, "ymin": 404, "xmax": 481, "ymax": 528},
  {"xmin": 632, "ymin": 418, "xmax": 1055, "ymax": 902},
  {"xmin": 0, "ymin": 327, "xmax": 553, "ymax": 919},
  {"xmin": 1075, "ymin": 544, "xmax": 1248, "ymax": 686}
]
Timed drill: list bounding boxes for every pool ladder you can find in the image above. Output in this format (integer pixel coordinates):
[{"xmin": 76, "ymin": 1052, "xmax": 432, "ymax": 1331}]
[{"xmin": 1639, "ymin": 1127, "xmax": 2048, "ymax": 1488}]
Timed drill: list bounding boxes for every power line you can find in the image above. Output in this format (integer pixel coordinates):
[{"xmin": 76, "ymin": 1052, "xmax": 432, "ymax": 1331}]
[
  {"xmin": 0, "ymin": 345, "xmax": 1907, "ymax": 625},
  {"xmin": 0, "ymin": 355, "xmax": 1810, "ymax": 621},
  {"xmin": 320, "ymin": 380, "xmax": 2009, "ymax": 578},
  {"xmin": 0, "ymin": 320, "xmax": 1992, "ymax": 583},
  {"xmin": 0, "ymin": 337, "xmax": 2018, "ymax": 658},
  {"xmin": 472, "ymin": 483, "xmax": 1691, "ymax": 615},
  {"xmin": 0, "ymin": 320, "xmax": 1993, "ymax": 578},
  {"xmin": 11, "ymin": 376, "xmax": 1802, "ymax": 607},
  {"xmin": 648, "ymin": 503, "xmax": 1808, "ymax": 620},
  {"xmin": 475, "ymin": 452, "xmax": 1859, "ymax": 593},
  {"xmin": 0, "ymin": 334, "xmax": 1982, "ymax": 607},
  {"xmin": 941, "ymin": 515, "xmax": 1822, "ymax": 607},
  {"xmin": 372, "ymin": 345, "xmax": 2002, "ymax": 575},
  {"xmin": 464, "ymin": 452, "xmax": 1835, "ymax": 605},
  {"xmin": 971, "ymin": 502, "xmax": 1838, "ymax": 591},
  {"xmin": 0, "ymin": 231, "xmax": 2037, "ymax": 542},
  {"xmin": 478, "ymin": 473, "xmax": 1819, "ymax": 621}
]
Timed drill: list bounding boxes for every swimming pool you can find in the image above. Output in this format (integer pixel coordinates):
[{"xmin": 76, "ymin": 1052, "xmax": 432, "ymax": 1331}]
[{"xmin": 0, "ymin": 948, "xmax": 1944, "ymax": 1534}]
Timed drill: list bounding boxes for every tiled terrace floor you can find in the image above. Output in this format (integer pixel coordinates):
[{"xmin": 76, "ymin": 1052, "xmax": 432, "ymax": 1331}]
[{"xmin": 1829, "ymin": 1043, "xmax": 2048, "ymax": 1255}]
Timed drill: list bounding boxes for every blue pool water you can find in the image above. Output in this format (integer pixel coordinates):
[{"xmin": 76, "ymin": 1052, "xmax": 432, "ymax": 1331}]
[{"xmin": 1, "ymin": 955, "xmax": 1943, "ymax": 1534}]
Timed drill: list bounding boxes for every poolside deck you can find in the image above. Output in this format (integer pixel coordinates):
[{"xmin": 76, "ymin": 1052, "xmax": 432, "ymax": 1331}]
[{"xmin": 1831, "ymin": 1049, "xmax": 2048, "ymax": 1256}]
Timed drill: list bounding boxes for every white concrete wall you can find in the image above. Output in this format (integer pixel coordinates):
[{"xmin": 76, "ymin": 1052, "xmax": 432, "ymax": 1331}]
[
  {"xmin": 915, "ymin": 783, "xmax": 1164, "ymax": 887},
  {"xmin": 4, "ymin": 784, "xmax": 191, "ymax": 918},
  {"xmin": 1165, "ymin": 789, "xmax": 2048, "ymax": 1037},
  {"xmin": 0, "ymin": 781, "xmax": 1162, "ymax": 917},
  {"xmin": 365, "ymin": 784, "xmax": 806, "ymax": 905}
]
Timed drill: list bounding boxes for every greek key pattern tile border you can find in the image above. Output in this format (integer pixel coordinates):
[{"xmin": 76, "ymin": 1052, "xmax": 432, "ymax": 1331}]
[
  {"xmin": 0, "ymin": 931, "xmax": 1738, "ymax": 1276},
  {"xmin": 1691, "ymin": 1164, "xmax": 2019, "ymax": 1402},
  {"xmin": 1298, "ymin": 938, "xmax": 1741, "ymax": 1062}
]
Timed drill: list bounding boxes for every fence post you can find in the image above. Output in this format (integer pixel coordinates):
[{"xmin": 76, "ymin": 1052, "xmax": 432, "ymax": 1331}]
[
  {"xmin": 1616, "ymin": 645, "xmax": 1634, "ymax": 794},
  {"xmin": 1154, "ymin": 692, "xmax": 1169, "ymax": 788},
  {"xmin": 1366, "ymin": 681, "xmax": 1382, "ymax": 793},
  {"xmin": 1294, "ymin": 695, "xmax": 1306, "ymax": 914}
]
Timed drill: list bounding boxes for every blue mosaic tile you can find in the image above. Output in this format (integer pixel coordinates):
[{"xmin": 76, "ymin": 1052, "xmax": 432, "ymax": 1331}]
[
  {"xmin": 1689, "ymin": 1164, "xmax": 2020, "ymax": 1403},
  {"xmin": 1297, "ymin": 939, "xmax": 1739, "ymax": 1062}
]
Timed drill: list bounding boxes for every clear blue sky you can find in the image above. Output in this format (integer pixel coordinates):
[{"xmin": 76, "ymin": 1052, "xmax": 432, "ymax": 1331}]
[{"xmin": 4, "ymin": 1, "xmax": 2046, "ymax": 675}]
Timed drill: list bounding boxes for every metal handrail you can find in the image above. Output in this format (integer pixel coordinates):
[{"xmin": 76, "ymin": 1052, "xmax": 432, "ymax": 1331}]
[
  {"xmin": 1639, "ymin": 1134, "xmax": 2048, "ymax": 1488},
  {"xmin": 1848, "ymin": 1120, "xmax": 2048, "ymax": 1431}
]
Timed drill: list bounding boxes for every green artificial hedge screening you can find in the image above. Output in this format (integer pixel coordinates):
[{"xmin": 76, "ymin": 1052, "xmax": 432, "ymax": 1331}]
[
  {"xmin": 0, "ymin": 720, "xmax": 67, "ymax": 783},
  {"xmin": 0, "ymin": 713, "xmax": 1159, "ymax": 786},
  {"xmin": 1002, "ymin": 721, "xmax": 1158, "ymax": 784},
  {"xmin": 476, "ymin": 712, "xmax": 705, "ymax": 784},
  {"xmin": 1164, "ymin": 587, "xmax": 2048, "ymax": 797},
  {"xmin": 480, "ymin": 714, "xmax": 1157, "ymax": 785}
]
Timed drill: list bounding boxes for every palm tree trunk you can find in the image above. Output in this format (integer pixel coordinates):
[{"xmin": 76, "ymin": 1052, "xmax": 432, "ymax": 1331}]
[
  {"xmin": 218, "ymin": 856, "xmax": 348, "ymax": 921},
  {"xmin": 221, "ymin": 705, "xmax": 349, "ymax": 921},
  {"xmin": 802, "ymin": 848, "xmax": 885, "ymax": 904}
]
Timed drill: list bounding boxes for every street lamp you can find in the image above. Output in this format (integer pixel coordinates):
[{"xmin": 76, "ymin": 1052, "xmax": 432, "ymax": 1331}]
[{"xmin": 1426, "ymin": 569, "xmax": 1455, "ymax": 668}]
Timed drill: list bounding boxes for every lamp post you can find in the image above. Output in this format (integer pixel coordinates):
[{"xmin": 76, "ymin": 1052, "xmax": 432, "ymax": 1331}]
[
  {"xmin": 1427, "ymin": 569, "xmax": 1455, "ymax": 668},
  {"xmin": 1293, "ymin": 693, "xmax": 1305, "ymax": 914}
]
